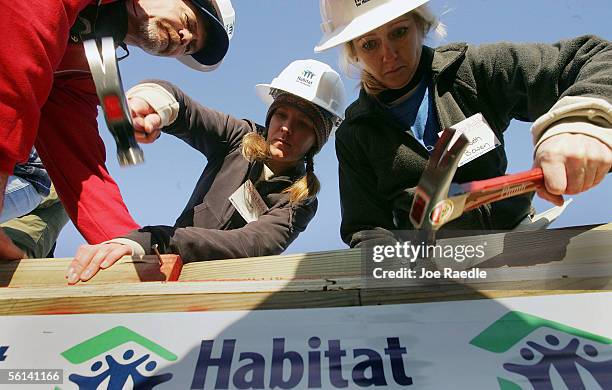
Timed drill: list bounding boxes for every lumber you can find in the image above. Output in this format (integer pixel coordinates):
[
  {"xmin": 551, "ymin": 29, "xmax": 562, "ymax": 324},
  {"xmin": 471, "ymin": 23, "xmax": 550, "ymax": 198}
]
[
  {"xmin": 0, "ymin": 255, "xmax": 182, "ymax": 287},
  {"xmin": 0, "ymin": 223, "xmax": 609, "ymax": 315},
  {"xmin": 178, "ymin": 248, "xmax": 362, "ymax": 281}
]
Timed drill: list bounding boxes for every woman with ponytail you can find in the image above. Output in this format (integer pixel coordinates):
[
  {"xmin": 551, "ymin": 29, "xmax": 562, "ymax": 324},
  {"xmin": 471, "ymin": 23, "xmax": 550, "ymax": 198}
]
[{"xmin": 66, "ymin": 59, "xmax": 346, "ymax": 284}]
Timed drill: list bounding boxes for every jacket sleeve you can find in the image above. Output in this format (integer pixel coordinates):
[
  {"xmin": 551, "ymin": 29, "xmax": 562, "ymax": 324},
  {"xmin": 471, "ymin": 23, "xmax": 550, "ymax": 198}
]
[
  {"xmin": 0, "ymin": 0, "xmax": 89, "ymax": 173},
  {"xmin": 121, "ymin": 200, "xmax": 317, "ymax": 262},
  {"xmin": 464, "ymin": 35, "xmax": 612, "ymax": 132},
  {"xmin": 138, "ymin": 79, "xmax": 251, "ymax": 162},
  {"xmin": 336, "ymin": 128, "xmax": 398, "ymax": 248}
]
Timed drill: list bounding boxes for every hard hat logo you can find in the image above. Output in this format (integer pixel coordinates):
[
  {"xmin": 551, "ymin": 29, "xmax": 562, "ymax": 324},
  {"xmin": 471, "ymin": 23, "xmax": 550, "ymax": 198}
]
[
  {"xmin": 297, "ymin": 70, "xmax": 317, "ymax": 87},
  {"xmin": 302, "ymin": 70, "xmax": 316, "ymax": 80},
  {"xmin": 354, "ymin": 0, "xmax": 373, "ymax": 7},
  {"xmin": 225, "ymin": 22, "xmax": 234, "ymax": 39}
]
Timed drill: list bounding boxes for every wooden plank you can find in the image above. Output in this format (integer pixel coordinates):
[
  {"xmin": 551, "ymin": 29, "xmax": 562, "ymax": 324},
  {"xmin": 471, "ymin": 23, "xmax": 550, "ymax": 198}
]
[
  {"xmin": 0, "ymin": 223, "xmax": 609, "ymax": 315},
  {"xmin": 178, "ymin": 223, "xmax": 612, "ymax": 281},
  {"xmin": 0, "ymin": 255, "xmax": 182, "ymax": 287},
  {"xmin": 178, "ymin": 249, "xmax": 362, "ymax": 281},
  {"xmin": 0, "ymin": 280, "xmax": 360, "ymax": 315},
  {"xmin": 0, "ymin": 276, "xmax": 610, "ymax": 315}
]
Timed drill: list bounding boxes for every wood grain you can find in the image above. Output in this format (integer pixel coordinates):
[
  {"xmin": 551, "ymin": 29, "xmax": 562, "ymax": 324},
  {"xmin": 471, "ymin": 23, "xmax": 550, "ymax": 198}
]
[
  {"xmin": 0, "ymin": 223, "xmax": 609, "ymax": 315},
  {"xmin": 0, "ymin": 255, "xmax": 182, "ymax": 287}
]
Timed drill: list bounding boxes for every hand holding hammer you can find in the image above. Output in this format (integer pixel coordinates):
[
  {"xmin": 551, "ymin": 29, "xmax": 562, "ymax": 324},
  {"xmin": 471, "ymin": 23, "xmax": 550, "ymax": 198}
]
[{"xmin": 410, "ymin": 128, "xmax": 610, "ymax": 242}]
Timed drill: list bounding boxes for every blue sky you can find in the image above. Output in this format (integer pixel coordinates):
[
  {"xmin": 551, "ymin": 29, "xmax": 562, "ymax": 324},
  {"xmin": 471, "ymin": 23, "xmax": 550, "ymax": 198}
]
[{"xmin": 54, "ymin": 0, "xmax": 611, "ymax": 257}]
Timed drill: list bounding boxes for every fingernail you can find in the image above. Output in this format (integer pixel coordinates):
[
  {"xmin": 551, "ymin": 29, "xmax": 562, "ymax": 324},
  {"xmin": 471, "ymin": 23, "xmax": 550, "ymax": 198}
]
[
  {"xmin": 68, "ymin": 273, "xmax": 79, "ymax": 284},
  {"xmin": 101, "ymin": 261, "xmax": 109, "ymax": 269},
  {"xmin": 81, "ymin": 269, "xmax": 93, "ymax": 280}
]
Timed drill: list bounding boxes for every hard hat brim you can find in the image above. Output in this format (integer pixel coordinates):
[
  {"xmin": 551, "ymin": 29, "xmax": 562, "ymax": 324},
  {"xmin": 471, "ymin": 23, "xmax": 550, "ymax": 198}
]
[
  {"xmin": 255, "ymin": 84, "xmax": 275, "ymax": 106},
  {"xmin": 182, "ymin": 0, "xmax": 230, "ymax": 66},
  {"xmin": 255, "ymin": 84, "xmax": 345, "ymax": 121},
  {"xmin": 314, "ymin": 0, "xmax": 430, "ymax": 52}
]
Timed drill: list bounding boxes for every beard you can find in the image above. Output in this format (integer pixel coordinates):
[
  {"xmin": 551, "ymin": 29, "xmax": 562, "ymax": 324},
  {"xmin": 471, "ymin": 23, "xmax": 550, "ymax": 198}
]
[{"xmin": 138, "ymin": 19, "xmax": 181, "ymax": 57}]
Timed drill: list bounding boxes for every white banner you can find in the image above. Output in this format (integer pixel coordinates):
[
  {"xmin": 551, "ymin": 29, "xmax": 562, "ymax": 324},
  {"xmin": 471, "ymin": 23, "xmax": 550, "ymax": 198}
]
[{"xmin": 1, "ymin": 292, "xmax": 611, "ymax": 389}]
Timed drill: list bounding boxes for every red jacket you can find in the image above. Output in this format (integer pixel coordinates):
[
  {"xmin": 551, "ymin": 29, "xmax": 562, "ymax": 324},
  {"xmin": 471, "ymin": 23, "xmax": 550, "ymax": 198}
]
[{"xmin": 0, "ymin": 0, "xmax": 139, "ymax": 243}]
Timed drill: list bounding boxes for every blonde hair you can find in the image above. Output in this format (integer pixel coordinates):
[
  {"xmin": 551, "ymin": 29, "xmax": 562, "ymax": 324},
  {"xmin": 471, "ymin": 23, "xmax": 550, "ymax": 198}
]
[
  {"xmin": 340, "ymin": 5, "xmax": 447, "ymax": 95},
  {"xmin": 241, "ymin": 132, "xmax": 320, "ymax": 203}
]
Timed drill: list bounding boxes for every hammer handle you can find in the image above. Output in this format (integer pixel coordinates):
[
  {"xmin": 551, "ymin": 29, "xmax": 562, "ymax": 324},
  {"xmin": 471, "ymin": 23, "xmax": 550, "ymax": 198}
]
[{"xmin": 460, "ymin": 168, "xmax": 544, "ymax": 212}]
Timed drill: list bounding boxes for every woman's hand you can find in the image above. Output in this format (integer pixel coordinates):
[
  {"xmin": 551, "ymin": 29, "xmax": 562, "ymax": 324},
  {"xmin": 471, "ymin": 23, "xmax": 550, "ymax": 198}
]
[
  {"xmin": 534, "ymin": 133, "xmax": 611, "ymax": 205},
  {"xmin": 66, "ymin": 243, "xmax": 132, "ymax": 285},
  {"xmin": 128, "ymin": 96, "xmax": 162, "ymax": 143}
]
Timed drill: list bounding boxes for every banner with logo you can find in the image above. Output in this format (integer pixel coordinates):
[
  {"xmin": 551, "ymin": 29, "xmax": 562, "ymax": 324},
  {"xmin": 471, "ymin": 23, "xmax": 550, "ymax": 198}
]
[{"xmin": 1, "ymin": 292, "xmax": 611, "ymax": 389}]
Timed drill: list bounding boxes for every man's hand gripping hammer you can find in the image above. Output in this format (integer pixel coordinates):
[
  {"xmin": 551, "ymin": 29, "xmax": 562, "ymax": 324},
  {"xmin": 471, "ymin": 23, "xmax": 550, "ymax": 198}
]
[
  {"xmin": 409, "ymin": 128, "xmax": 545, "ymax": 243},
  {"xmin": 84, "ymin": 37, "xmax": 144, "ymax": 166}
]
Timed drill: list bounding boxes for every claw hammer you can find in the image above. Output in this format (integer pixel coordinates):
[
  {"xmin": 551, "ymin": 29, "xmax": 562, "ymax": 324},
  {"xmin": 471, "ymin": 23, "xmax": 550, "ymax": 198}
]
[
  {"xmin": 84, "ymin": 37, "xmax": 144, "ymax": 166},
  {"xmin": 409, "ymin": 128, "xmax": 546, "ymax": 242}
]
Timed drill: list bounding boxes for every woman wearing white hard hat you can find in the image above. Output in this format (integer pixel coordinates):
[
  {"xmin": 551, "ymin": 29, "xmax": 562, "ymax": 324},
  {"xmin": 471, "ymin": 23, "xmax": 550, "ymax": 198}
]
[
  {"xmin": 316, "ymin": 0, "xmax": 612, "ymax": 247},
  {"xmin": 65, "ymin": 60, "xmax": 346, "ymax": 284}
]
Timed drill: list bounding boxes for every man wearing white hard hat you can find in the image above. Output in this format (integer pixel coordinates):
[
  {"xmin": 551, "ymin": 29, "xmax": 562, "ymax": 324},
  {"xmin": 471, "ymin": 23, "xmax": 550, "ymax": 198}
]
[
  {"xmin": 315, "ymin": 0, "xmax": 612, "ymax": 247},
  {"xmin": 0, "ymin": 0, "xmax": 236, "ymax": 260},
  {"xmin": 65, "ymin": 60, "xmax": 346, "ymax": 283}
]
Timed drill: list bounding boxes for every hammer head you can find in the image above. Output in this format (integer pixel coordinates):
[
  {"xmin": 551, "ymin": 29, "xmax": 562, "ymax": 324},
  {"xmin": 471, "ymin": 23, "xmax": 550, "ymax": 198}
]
[
  {"xmin": 409, "ymin": 128, "xmax": 469, "ymax": 237},
  {"xmin": 84, "ymin": 37, "xmax": 144, "ymax": 167}
]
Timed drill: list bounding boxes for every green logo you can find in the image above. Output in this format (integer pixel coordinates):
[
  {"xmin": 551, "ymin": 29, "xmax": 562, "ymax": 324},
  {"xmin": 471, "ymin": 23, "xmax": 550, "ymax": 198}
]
[
  {"xmin": 471, "ymin": 311, "xmax": 612, "ymax": 389},
  {"xmin": 60, "ymin": 326, "xmax": 177, "ymax": 389}
]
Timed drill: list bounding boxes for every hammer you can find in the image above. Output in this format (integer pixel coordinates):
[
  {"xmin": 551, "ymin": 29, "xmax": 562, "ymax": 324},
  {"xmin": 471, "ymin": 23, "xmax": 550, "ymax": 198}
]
[
  {"xmin": 84, "ymin": 37, "xmax": 144, "ymax": 166},
  {"xmin": 409, "ymin": 128, "xmax": 546, "ymax": 242}
]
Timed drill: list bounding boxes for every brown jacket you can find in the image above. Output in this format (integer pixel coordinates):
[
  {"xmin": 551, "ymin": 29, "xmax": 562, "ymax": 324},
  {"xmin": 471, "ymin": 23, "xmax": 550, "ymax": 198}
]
[{"xmin": 123, "ymin": 81, "xmax": 317, "ymax": 262}]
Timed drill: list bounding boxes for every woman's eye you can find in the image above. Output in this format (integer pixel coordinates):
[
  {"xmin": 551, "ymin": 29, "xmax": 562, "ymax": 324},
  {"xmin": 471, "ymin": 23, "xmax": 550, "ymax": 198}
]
[
  {"xmin": 362, "ymin": 40, "xmax": 378, "ymax": 51},
  {"xmin": 391, "ymin": 27, "xmax": 408, "ymax": 39},
  {"xmin": 297, "ymin": 121, "xmax": 312, "ymax": 132}
]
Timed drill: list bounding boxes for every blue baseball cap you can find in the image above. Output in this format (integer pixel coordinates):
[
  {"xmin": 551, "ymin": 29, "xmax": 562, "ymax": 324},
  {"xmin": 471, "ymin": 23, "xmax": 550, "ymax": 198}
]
[{"xmin": 188, "ymin": 0, "xmax": 234, "ymax": 66}]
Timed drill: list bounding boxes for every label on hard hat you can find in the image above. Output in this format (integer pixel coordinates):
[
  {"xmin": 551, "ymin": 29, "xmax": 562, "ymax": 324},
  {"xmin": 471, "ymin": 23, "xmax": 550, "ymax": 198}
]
[
  {"xmin": 440, "ymin": 113, "xmax": 501, "ymax": 167},
  {"xmin": 229, "ymin": 180, "xmax": 269, "ymax": 223}
]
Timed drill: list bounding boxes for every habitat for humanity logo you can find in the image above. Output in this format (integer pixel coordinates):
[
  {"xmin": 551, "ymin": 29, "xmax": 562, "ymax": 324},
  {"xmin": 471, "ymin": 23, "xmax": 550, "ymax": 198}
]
[
  {"xmin": 471, "ymin": 311, "xmax": 612, "ymax": 389},
  {"xmin": 296, "ymin": 69, "xmax": 316, "ymax": 87},
  {"xmin": 59, "ymin": 326, "xmax": 177, "ymax": 389}
]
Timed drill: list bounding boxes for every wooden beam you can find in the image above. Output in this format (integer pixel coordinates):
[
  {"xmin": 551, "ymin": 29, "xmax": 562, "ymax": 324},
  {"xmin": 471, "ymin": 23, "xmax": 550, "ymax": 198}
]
[
  {"xmin": 178, "ymin": 249, "xmax": 362, "ymax": 282},
  {"xmin": 0, "ymin": 223, "xmax": 609, "ymax": 315},
  {"xmin": 0, "ymin": 255, "xmax": 182, "ymax": 287},
  {"xmin": 0, "ymin": 277, "xmax": 610, "ymax": 315}
]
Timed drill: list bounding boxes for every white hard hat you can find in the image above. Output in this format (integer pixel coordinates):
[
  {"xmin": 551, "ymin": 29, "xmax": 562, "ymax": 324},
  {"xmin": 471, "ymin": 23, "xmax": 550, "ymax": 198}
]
[
  {"xmin": 255, "ymin": 59, "xmax": 346, "ymax": 124},
  {"xmin": 315, "ymin": 0, "xmax": 430, "ymax": 52},
  {"xmin": 178, "ymin": 0, "xmax": 236, "ymax": 72}
]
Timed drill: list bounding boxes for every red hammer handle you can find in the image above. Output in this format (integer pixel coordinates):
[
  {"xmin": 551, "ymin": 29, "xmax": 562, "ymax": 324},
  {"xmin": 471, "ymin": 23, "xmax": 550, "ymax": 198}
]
[{"xmin": 460, "ymin": 168, "xmax": 544, "ymax": 212}]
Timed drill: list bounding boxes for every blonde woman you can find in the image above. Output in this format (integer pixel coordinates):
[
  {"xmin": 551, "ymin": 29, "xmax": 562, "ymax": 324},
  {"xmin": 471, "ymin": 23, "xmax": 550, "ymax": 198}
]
[
  {"xmin": 66, "ymin": 60, "xmax": 345, "ymax": 283},
  {"xmin": 316, "ymin": 0, "xmax": 611, "ymax": 247}
]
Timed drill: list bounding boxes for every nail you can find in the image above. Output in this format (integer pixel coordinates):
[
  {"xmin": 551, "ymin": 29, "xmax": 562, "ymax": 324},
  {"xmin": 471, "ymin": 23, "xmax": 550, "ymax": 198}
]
[{"xmin": 101, "ymin": 260, "xmax": 110, "ymax": 269}]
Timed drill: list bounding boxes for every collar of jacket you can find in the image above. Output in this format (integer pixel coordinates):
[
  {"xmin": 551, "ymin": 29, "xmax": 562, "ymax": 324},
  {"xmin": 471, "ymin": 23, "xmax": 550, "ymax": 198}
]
[
  {"xmin": 71, "ymin": 1, "xmax": 128, "ymax": 44},
  {"xmin": 248, "ymin": 160, "xmax": 306, "ymax": 186},
  {"xmin": 345, "ymin": 43, "xmax": 469, "ymax": 123}
]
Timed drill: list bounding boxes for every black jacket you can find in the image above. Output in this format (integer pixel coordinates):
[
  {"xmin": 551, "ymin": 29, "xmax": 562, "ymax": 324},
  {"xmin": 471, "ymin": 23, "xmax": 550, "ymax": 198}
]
[
  {"xmin": 337, "ymin": 36, "xmax": 612, "ymax": 247},
  {"xmin": 124, "ymin": 81, "xmax": 317, "ymax": 262}
]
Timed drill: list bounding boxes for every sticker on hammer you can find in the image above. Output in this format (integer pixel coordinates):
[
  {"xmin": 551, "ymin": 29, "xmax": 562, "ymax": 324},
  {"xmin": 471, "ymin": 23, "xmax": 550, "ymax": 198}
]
[
  {"xmin": 430, "ymin": 199, "xmax": 454, "ymax": 226},
  {"xmin": 439, "ymin": 113, "xmax": 501, "ymax": 167}
]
